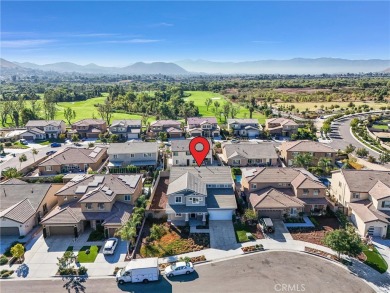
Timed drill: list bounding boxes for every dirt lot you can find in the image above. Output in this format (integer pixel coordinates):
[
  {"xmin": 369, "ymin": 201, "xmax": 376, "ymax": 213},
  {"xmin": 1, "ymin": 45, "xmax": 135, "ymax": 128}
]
[{"xmin": 288, "ymin": 216, "xmax": 340, "ymax": 246}]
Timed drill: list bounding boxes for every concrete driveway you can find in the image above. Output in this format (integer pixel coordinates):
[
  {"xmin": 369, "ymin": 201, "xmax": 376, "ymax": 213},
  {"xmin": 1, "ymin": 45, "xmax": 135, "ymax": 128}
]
[
  {"xmin": 263, "ymin": 219, "xmax": 293, "ymax": 242},
  {"xmin": 209, "ymin": 220, "xmax": 238, "ymax": 250},
  {"xmin": 0, "ymin": 236, "xmax": 19, "ymax": 254}
]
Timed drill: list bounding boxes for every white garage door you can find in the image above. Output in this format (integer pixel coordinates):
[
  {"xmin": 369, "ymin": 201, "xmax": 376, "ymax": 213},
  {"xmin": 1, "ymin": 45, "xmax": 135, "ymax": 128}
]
[
  {"xmin": 367, "ymin": 226, "xmax": 382, "ymax": 237},
  {"xmin": 208, "ymin": 209, "xmax": 233, "ymax": 220}
]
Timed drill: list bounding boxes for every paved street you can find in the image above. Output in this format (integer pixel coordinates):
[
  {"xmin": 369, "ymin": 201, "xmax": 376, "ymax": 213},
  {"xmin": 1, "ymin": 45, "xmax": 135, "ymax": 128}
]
[{"xmin": 0, "ymin": 251, "xmax": 376, "ymax": 293}]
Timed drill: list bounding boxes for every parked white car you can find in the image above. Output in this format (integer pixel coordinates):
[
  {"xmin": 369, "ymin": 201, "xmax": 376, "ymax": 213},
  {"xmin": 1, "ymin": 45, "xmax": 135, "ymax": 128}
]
[
  {"xmin": 164, "ymin": 261, "xmax": 194, "ymax": 277},
  {"xmin": 103, "ymin": 237, "xmax": 118, "ymax": 255}
]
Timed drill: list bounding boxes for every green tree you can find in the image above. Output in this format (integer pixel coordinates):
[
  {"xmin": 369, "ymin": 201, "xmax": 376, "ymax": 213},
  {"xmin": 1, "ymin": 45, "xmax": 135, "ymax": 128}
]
[
  {"xmin": 31, "ymin": 148, "xmax": 38, "ymax": 163},
  {"xmin": 19, "ymin": 154, "xmax": 27, "ymax": 170},
  {"xmin": 222, "ymin": 103, "xmax": 231, "ymax": 122},
  {"xmin": 115, "ymin": 221, "xmax": 137, "ymax": 254},
  {"xmin": 2, "ymin": 167, "xmax": 21, "ymax": 179},
  {"xmin": 291, "ymin": 152, "xmax": 314, "ymax": 168},
  {"xmin": 10, "ymin": 243, "xmax": 24, "ymax": 263},
  {"xmin": 321, "ymin": 123, "xmax": 331, "ymax": 135},
  {"xmin": 350, "ymin": 118, "xmax": 360, "ymax": 129},
  {"xmin": 379, "ymin": 152, "xmax": 390, "ymax": 164},
  {"xmin": 97, "ymin": 99, "xmax": 113, "ymax": 125},
  {"xmin": 63, "ymin": 107, "xmax": 76, "ymax": 125},
  {"xmin": 71, "ymin": 134, "xmax": 79, "ymax": 142},
  {"xmin": 344, "ymin": 144, "xmax": 356, "ymax": 154},
  {"xmin": 43, "ymin": 90, "xmax": 57, "ymax": 120},
  {"xmin": 244, "ymin": 209, "xmax": 257, "ymax": 222},
  {"xmin": 213, "ymin": 101, "xmax": 220, "ymax": 114},
  {"xmin": 149, "ymin": 224, "xmax": 167, "ymax": 241},
  {"xmin": 318, "ymin": 157, "xmax": 332, "ymax": 174},
  {"xmin": 205, "ymin": 98, "xmax": 212, "ymax": 111},
  {"xmin": 323, "ymin": 227, "xmax": 362, "ymax": 259},
  {"xmin": 230, "ymin": 105, "xmax": 240, "ymax": 119},
  {"xmin": 355, "ymin": 147, "xmax": 368, "ymax": 157}
]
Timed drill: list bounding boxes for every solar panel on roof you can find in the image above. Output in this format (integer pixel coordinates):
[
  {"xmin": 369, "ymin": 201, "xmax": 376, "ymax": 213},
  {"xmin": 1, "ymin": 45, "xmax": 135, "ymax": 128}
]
[
  {"xmin": 102, "ymin": 186, "xmax": 108, "ymax": 192},
  {"xmin": 88, "ymin": 181, "xmax": 99, "ymax": 187},
  {"xmin": 75, "ymin": 185, "xmax": 88, "ymax": 194},
  {"xmin": 94, "ymin": 176, "xmax": 104, "ymax": 184},
  {"xmin": 105, "ymin": 190, "xmax": 113, "ymax": 196},
  {"xmin": 88, "ymin": 152, "xmax": 98, "ymax": 158},
  {"xmin": 72, "ymin": 175, "xmax": 85, "ymax": 182},
  {"xmin": 94, "ymin": 147, "xmax": 102, "ymax": 152}
]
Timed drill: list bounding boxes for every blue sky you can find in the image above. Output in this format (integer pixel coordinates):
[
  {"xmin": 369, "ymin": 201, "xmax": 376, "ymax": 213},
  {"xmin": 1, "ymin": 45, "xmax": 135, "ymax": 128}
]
[{"xmin": 1, "ymin": 1, "xmax": 389, "ymax": 66}]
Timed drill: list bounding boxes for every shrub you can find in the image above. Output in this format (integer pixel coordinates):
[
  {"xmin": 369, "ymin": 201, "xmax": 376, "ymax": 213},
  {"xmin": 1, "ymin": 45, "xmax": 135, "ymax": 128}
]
[
  {"xmin": 1, "ymin": 271, "xmax": 14, "ymax": 278},
  {"xmin": 88, "ymin": 142, "xmax": 95, "ymax": 148},
  {"xmin": 231, "ymin": 167, "xmax": 242, "ymax": 175},
  {"xmin": 59, "ymin": 267, "xmax": 76, "ymax": 275},
  {"xmin": 150, "ymin": 224, "xmax": 167, "ymax": 241},
  {"xmin": 78, "ymin": 266, "xmax": 88, "ymax": 275},
  {"xmin": 179, "ymin": 256, "xmax": 191, "ymax": 263},
  {"xmin": 0, "ymin": 256, "xmax": 8, "ymax": 266},
  {"xmin": 4, "ymin": 142, "xmax": 12, "ymax": 147},
  {"xmin": 309, "ymin": 216, "xmax": 320, "ymax": 227}
]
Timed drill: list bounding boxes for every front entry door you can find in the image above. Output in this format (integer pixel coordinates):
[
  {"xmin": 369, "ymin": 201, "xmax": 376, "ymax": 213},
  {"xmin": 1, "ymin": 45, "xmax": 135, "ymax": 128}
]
[{"xmin": 187, "ymin": 159, "xmax": 190, "ymax": 166}]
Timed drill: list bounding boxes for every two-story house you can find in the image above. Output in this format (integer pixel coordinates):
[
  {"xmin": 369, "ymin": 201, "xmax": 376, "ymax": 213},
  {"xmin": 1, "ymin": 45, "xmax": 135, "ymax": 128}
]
[
  {"xmin": 149, "ymin": 120, "xmax": 183, "ymax": 138},
  {"xmin": 40, "ymin": 174, "xmax": 143, "ymax": 237},
  {"xmin": 280, "ymin": 140, "xmax": 337, "ymax": 167},
  {"xmin": 187, "ymin": 117, "xmax": 220, "ymax": 138},
  {"xmin": 241, "ymin": 167, "xmax": 327, "ymax": 219},
  {"xmin": 330, "ymin": 170, "xmax": 390, "ymax": 238},
  {"xmin": 227, "ymin": 119, "xmax": 262, "ymax": 138},
  {"xmin": 107, "ymin": 141, "xmax": 159, "ymax": 169},
  {"xmin": 265, "ymin": 118, "xmax": 298, "ymax": 137},
  {"xmin": 38, "ymin": 147, "xmax": 108, "ymax": 175},
  {"xmin": 170, "ymin": 139, "xmax": 213, "ymax": 166},
  {"xmin": 109, "ymin": 120, "xmax": 142, "ymax": 140},
  {"xmin": 24, "ymin": 120, "xmax": 66, "ymax": 139},
  {"xmin": 166, "ymin": 167, "xmax": 236, "ymax": 225},
  {"xmin": 221, "ymin": 141, "xmax": 278, "ymax": 167},
  {"xmin": 0, "ymin": 179, "xmax": 63, "ymax": 236},
  {"xmin": 67, "ymin": 119, "xmax": 107, "ymax": 139}
]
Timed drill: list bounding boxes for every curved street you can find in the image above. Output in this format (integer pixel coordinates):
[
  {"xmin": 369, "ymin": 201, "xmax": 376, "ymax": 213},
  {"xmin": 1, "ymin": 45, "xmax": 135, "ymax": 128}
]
[{"xmin": 0, "ymin": 251, "xmax": 376, "ymax": 293}]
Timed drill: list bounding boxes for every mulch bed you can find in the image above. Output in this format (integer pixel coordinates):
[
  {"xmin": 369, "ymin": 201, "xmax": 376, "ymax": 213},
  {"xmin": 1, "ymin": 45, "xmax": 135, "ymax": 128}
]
[
  {"xmin": 304, "ymin": 247, "xmax": 352, "ymax": 266},
  {"xmin": 241, "ymin": 244, "xmax": 264, "ymax": 253}
]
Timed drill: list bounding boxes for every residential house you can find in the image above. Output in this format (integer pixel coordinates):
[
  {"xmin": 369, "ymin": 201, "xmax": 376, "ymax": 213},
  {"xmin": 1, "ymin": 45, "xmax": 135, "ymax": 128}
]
[
  {"xmin": 280, "ymin": 140, "xmax": 337, "ymax": 166},
  {"xmin": 38, "ymin": 147, "xmax": 108, "ymax": 175},
  {"xmin": 67, "ymin": 119, "xmax": 107, "ymax": 139},
  {"xmin": 149, "ymin": 120, "xmax": 183, "ymax": 138},
  {"xmin": 227, "ymin": 119, "xmax": 262, "ymax": 138},
  {"xmin": 109, "ymin": 120, "xmax": 142, "ymax": 140},
  {"xmin": 20, "ymin": 127, "xmax": 46, "ymax": 141},
  {"xmin": 0, "ymin": 179, "xmax": 63, "ymax": 236},
  {"xmin": 187, "ymin": 117, "xmax": 220, "ymax": 138},
  {"xmin": 221, "ymin": 141, "xmax": 278, "ymax": 167},
  {"xmin": 330, "ymin": 170, "xmax": 390, "ymax": 238},
  {"xmin": 265, "ymin": 118, "xmax": 298, "ymax": 137},
  {"xmin": 166, "ymin": 167, "xmax": 236, "ymax": 225},
  {"xmin": 40, "ymin": 174, "xmax": 143, "ymax": 237},
  {"xmin": 241, "ymin": 167, "xmax": 327, "ymax": 219},
  {"xmin": 170, "ymin": 139, "xmax": 213, "ymax": 166},
  {"xmin": 25, "ymin": 120, "xmax": 66, "ymax": 139},
  {"xmin": 107, "ymin": 141, "xmax": 159, "ymax": 168}
]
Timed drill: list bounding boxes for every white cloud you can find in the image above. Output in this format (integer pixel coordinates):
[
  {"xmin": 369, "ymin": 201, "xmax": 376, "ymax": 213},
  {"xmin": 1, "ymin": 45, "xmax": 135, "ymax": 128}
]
[{"xmin": 1, "ymin": 39, "xmax": 56, "ymax": 48}]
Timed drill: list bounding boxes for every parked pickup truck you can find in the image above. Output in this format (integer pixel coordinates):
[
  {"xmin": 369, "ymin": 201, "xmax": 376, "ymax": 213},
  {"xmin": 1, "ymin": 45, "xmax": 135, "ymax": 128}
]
[{"xmin": 116, "ymin": 257, "xmax": 159, "ymax": 284}]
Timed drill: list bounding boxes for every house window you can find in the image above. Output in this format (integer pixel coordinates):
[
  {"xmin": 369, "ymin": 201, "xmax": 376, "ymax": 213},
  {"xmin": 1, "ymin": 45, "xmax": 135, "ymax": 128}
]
[
  {"xmin": 175, "ymin": 196, "xmax": 182, "ymax": 203},
  {"xmin": 130, "ymin": 154, "xmax": 135, "ymax": 158},
  {"xmin": 186, "ymin": 151, "xmax": 191, "ymax": 155},
  {"xmin": 173, "ymin": 152, "xmax": 178, "ymax": 156},
  {"xmin": 248, "ymin": 159, "xmax": 253, "ymax": 164},
  {"xmin": 290, "ymin": 208, "xmax": 297, "ymax": 215},
  {"xmin": 232, "ymin": 159, "xmax": 241, "ymax": 165},
  {"xmin": 251, "ymin": 183, "xmax": 257, "ymax": 189},
  {"xmin": 98, "ymin": 203, "xmax": 105, "ymax": 210},
  {"xmin": 189, "ymin": 197, "xmax": 200, "ymax": 204},
  {"xmin": 382, "ymin": 201, "xmax": 390, "ymax": 208},
  {"xmin": 175, "ymin": 213, "xmax": 182, "ymax": 217},
  {"xmin": 326, "ymin": 153, "xmax": 332, "ymax": 157},
  {"xmin": 339, "ymin": 182, "xmax": 342, "ymax": 187},
  {"xmin": 86, "ymin": 203, "xmax": 92, "ymax": 210},
  {"xmin": 45, "ymin": 166, "xmax": 52, "ymax": 171},
  {"xmin": 175, "ymin": 160, "xmax": 179, "ymax": 164},
  {"xmin": 303, "ymin": 189, "xmax": 309, "ymax": 196},
  {"xmin": 113, "ymin": 155, "xmax": 118, "ymax": 159},
  {"xmin": 124, "ymin": 195, "xmax": 131, "ymax": 201},
  {"xmin": 143, "ymin": 153, "xmax": 152, "ymax": 157},
  {"xmin": 313, "ymin": 189, "xmax": 319, "ymax": 196},
  {"xmin": 352, "ymin": 193, "xmax": 360, "ymax": 199}
]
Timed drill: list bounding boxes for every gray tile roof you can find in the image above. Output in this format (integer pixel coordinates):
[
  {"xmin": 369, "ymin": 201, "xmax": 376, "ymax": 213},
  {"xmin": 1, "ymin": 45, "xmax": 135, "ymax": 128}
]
[
  {"xmin": 227, "ymin": 118, "xmax": 259, "ymax": 125},
  {"xmin": 167, "ymin": 172, "xmax": 207, "ymax": 195},
  {"xmin": 165, "ymin": 203, "xmax": 208, "ymax": 213},
  {"xmin": 150, "ymin": 120, "xmax": 181, "ymax": 127},
  {"xmin": 1, "ymin": 178, "xmax": 28, "ymax": 185},
  {"xmin": 26, "ymin": 120, "xmax": 64, "ymax": 127},
  {"xmin": 169, "ymin": 166, "xmax": 233, "ymax": 185},
  {"xmin": 249, "ymin": 187, "xmax": 305, "ymax": 209},
  {"xmin": 39, "ymin": 146, "xmax": 107, "ymax": 166},
  {"xmin": 171, "ymin": 139, "xmax": 212, "ymax": 152},
  {"xmin": 110, "ymin": 120, "xmax": 141, "ymax": 127},
  {"xmin": 206, "ymin": 188, "xmax": 237, "ymax": 209},
  {"xmin": 223, "ymin": 142, "xmax": 277, "ymax": 160},
  {"xmin": 281, "ymin": 140, "xmax": 336, "ymax": 153},
  {"xmin": 340, "ymin": 170, "xmax": 390, "ymax": 193},
  {"xmin": 107, "ymin": 141, "xmax": 158, "ymax": 155},
  {"xmin": 72, "ymin": 119, "xmax": 106, "ymax": 126},
  {"xmin": 266, "ymin": 118, "xmax": 298, "ymax": 126},
  {"xmin": 0, "ymin": 199, "xmax": 36, "ymax": 223},
  {"xmin": 187, "ymin": 117, "xmax": 217, "ymax": 125},
  {"xmin": 349, "ymin": 202, "xmax": 389, "ymax": 224},
  {"xmin": 242, "ymin": 167, "xmax": 300, "ymax": 183}
]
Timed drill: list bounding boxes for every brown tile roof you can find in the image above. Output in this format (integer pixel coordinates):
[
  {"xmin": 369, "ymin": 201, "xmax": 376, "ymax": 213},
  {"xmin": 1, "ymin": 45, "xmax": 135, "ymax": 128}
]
[
  {"xmin": 26, "ymin": 120, "xmax": 64, "ymax": 127},
  {"xmin": 0, "ymin": 199, "xmax": 36, "ymax": 223},
  {"xmin": 341, "ymin": 170, "xmax": 390, "ymax": 193},
  {"xmin": 72, "ymin": 119, "xmax": 106, "ymax": 127},
  {"xmin": 223, "ymin": 142, "xmax": 277, "ymax": 160},
  {"xmin": 349, "ymin": 202, "xmax": 390, "ymax": 224},
  {"xmin": 243, "ymin": 167, "xmax": 301, "ymax": 183},
  {"xmin": 368, "ymin": 180, "xmax": 390, "ymax": 200},
  {"xmin": 291, "ymin": 172, "xmax": 325, "ymax": 189},
  {"xmin": 266, "ymin": 118, "xmax": 298, "ymax": 126},
  {"xmin": 150, "ymin": 120, "xmax": 181, "ymax": 127},
  {"xmin": 39, "ymin": 147, "xmax": 107, "ymax": 166},
  {"xmin": 187, "ymin": 117, "xmax": 217, "ymax": 125},
  {"xmin": 249, "ymin": 187, "xmax": 304, "ymax": 209},
  {"xmin": 281, "ymin": 140, "xmax": 337, "ymax": 153}
]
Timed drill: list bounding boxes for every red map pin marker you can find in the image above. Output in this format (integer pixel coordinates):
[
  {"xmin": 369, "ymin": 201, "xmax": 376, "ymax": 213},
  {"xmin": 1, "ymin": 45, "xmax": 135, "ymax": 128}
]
[{"xmin": 189, "ymin": 137, "xmax": 210, "ymax": 167}]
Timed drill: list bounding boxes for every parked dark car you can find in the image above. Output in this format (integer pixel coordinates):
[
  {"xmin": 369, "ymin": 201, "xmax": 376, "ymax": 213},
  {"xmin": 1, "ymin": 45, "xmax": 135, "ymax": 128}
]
[
  {"xmin": 259, "ymin": 217, "xmax": 275, "ymax": 233},
  {"xmin": 73, "ymin": 142, "xmax": 82, "ymax": 146},
  {"xmin": 46, "ymin": 150, "xmax": 57, "ymax": 156},
  {"xmin": 50, "ymin": 142, "xmax": 61, "ymax": 147}
]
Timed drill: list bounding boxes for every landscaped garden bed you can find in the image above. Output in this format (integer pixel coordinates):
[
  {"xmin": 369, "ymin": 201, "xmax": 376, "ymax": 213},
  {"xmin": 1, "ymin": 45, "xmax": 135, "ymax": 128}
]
[
  {"xmin": 158, "ymin": 255, "xmax": 207, "ymax": 270},
  {"xmin": 283, "ymin": 217, "xmax": 305, "ymax": 224},
  {"xmin": 304, "ymin": 247, "xmax": 351, "ymax": 265},
  {"xmin": 0, "ymin": 241, "xmax": 26, "ymax": 265},
  {"xmin": 139, "ymin": 222, "xmax": 209, "ymax": 258},
  {"xmin": 87, "ymin": 225, "xmax": 105, "ymax": 241},
  {"xmin": 241, "ymin": 244, "xmax": 264, "ymax": 253},
  {"xmin": 234, "ymin": 222, "xmax": 264, "ymax": 243},
  {"xmin": 56, "ymin": 249, "xmax": 89, "ymax": 276},
  {"xmin": 0, "ymin": 269, "xmax": 14, "ymax": 279},
  {"xmin": 361, "ymin": 244, "xmax": 388, "ymax": 274},
  {"xmin": 76, "ymin": 246, "xmax": 101, "ymax": 263}
]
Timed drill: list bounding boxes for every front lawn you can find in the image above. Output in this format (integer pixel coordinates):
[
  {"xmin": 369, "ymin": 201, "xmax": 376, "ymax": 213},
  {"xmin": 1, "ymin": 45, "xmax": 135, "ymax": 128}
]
[
  {"xmin": 39, "ymin": 141, "xmax": 51, "ymax": 145},
  {"xmin": 362, "ymin": 245, "xmax": 388, "ymax": 274},
  {"xmin": 372, "ymin": 124, "xmax": 389, "ymax": 130},
  {"xmin": 234, "ymin": 223, "xmax": 252, "ymax": 242},
  {"xmin": 77, "ymin": 246, "xmax": 101, "ymax": 263}
]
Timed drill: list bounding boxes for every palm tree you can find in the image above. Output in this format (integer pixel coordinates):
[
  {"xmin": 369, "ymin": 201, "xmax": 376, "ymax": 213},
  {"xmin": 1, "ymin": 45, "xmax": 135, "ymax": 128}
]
[
  {"xmin": 318, "ymin": 157, "xmax": 332, "ymax": 174},
  {"xmin": 2, "ymin": 167, "xmax": 21, "ymax": 179},
  {"xmin": 19, "ymin": 154, "xmax": 27, "ymax": 170},
  {"xmin": 115, "ymin": 221, "xmax": 137, "ymax": 255},
  {"xmin": 291, "ymin": 152, "xmax": 313, "ymax": 169},
  {"xmin": 32, "ymin": 148, "xmax": 38, "ymax": 163}
]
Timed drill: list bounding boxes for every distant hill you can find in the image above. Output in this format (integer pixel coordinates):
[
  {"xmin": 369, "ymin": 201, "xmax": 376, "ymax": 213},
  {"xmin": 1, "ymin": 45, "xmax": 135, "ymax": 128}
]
[
  {"xmin": 382, "ymin": 68, "xmax": 390, "ymax": 73},
  {"xmin": 175, "ymin": 58, "xmax": 390, "ymax": 74},
  {"xmin": 0, "ymin": 58, "xmax": 21, "ymax": 68},
  {"xmin": 12, "ymin": 60, "xmax": 188, "ymax": 75}
]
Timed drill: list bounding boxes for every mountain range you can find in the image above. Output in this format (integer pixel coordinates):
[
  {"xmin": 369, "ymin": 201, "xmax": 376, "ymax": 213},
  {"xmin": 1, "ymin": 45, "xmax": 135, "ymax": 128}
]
[{"xmin": 1, "ymin": 58, "xmax": 390, "ymax": 75}]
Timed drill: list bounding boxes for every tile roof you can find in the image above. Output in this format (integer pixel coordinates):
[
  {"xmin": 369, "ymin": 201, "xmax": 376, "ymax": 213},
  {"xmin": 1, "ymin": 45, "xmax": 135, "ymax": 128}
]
[
  {"xmin": 165, "ymin": 203, "xmax": 208, "ymax": 213},
  {"xmin": 171, "ymin": 138, "xmax": 212, "ymax": 152},
  {"xmin": 110, "ymin": 120, "xmax": 141, "ymax": 127},
  {"xmin": 39, "ymin": 146, "xmax": 107, "ymax": 166},
  {"xmin": 187, "ymin": 117, "xmax": 217, "ymax": 125},
  {"xmin": 349, "ymin": 202, "xmax": 389, "ymax": 224},
  {"xmin": 0, "ymin": 199, "xmax": 36, "ymax": 223},
  {"xmin": 227, "ymin": 118, "xmax": 259, "ymax": 125},
  {"xmin": 206, "ymin": 188, "xmax": 237, "ymax": 209},
  {"xmin": 26, "ymin": 120, "xmax": 64, "ymax": 127},
  {"xmin": 107, "ymin": 141, "xmax": 158, "ymax": 155},
  {"xmin": 1, "ymin": 178, "xmax": 28, "ymax": 185},
  {"xmin": 72, "ymin": 119, "xmax": 106, "ymax": 126},
  {"xmin": 169, "ymin": 166, "xmax": 233, "ymax": 185},
  {"xmin": 340, "ymin": 170, "xmax": 390, "ymax": 193},
  {"xmin": 23, "ymin": 127, "xmax": 45, "ymax": 134},
  {"xmin": 290, "ymin": 172, "xmax": 325, "ymax": 189},
  {"xmin": 368, "ymin": 180, "xmax": 390, "ymax": 200},
  {"xmin": 222, "ymin": 142, "xmax": 277, "ymax": 160},
  {"xmin": 249, "ymin": 187, "xmax": 305, "ymax": 209},
  {"xmin": 150, "ymin": 120, "xmax": 181, "ymax": 127},
  {"xmin": 266, "ymin": 118, "xmax": 298, "ymax": 126},
  {"xmin": 166, "ymin": 127, "xmax": 182, "ymax": 133},
  {"xmin": 281, "ymin": 140, "xmax": 337, "ymax": 153},
  {"xmin": 167, "ymin": 172, "xmax": 207, "ymax": 195},
  {"xmin": 242, "ymin": 167, "xmax": 301, "ymax": 183}
]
